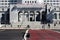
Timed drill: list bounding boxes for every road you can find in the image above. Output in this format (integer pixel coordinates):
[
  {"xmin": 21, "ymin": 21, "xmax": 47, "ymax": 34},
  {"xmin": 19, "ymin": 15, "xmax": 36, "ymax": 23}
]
[{"xmin": 0, "ymin": 29, "xmax": 26, "ymax": 40}]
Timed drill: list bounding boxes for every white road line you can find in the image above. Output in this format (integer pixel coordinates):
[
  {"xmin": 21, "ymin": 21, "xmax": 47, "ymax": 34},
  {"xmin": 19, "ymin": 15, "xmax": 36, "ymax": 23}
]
[{"xmin": 24, "ymin": 29, "xmax": 29, "ymax": 40}]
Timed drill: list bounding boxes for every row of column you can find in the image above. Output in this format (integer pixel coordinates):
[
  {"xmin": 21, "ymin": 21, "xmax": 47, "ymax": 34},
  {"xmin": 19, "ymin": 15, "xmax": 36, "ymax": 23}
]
[{"xmin": 18, "ymin": 10, "xmax": 42, "ymax": 22}]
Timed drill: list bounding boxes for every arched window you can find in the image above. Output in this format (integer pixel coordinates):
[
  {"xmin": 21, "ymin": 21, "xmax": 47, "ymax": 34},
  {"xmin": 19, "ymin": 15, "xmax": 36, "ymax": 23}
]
[
  {"xmin": 30, "ymin": 11, "xmax": 35, "ymax": 21},
  {"xmin": 18, "ymin": 11, "xmax": 23, "ymax": 22},
  {"xmin": 28, "ymin": 1, "xmax": 29, "ymax": 3},
  {"xmin": 59, "ymin": 13, "xmax": 60, "ymax": 19},
  {"xmin": 25, "ymin": 1, "xmax": 26, "ymax": 3},
  {"xmin": 54, "ymin": 13, "xmax": 57, "ymax": 19},
  {"xmin": 36, "ymin": 11, "xmax": 40, "ymax": 21},
  {"xmin": 35, "ymin": 1, "xmax": 36, "ymax": 3},
  {"xmin": 30, "ymin": 1, "xmax": 31, "ymax": 3},
  {"xmin": 32, "ymin": 1, "xmax": 34, "ymax": 3}
]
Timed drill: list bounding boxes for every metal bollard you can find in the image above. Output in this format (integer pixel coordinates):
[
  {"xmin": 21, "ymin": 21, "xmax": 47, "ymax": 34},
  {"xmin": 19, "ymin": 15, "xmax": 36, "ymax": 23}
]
[
  {"xmin": 11, "ymin": 25, "xmax": 12, "ymax": 27},
  {"xmin": 27, "ymin": 25, "xmax": 30, "ymax": 28},
  {"xmin": 48, "ymin": 24, "xmax": 50, "ymax": 29}
]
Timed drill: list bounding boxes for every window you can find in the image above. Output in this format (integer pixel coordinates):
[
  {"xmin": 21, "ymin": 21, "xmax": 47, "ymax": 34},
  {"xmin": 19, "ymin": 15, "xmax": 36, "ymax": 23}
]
[
  {"xmin": 54, "ymin": 8, "xmax": 56, "ymax": 10},
  {"xmin": 53, "ymin": 0, "xmax": 55, "ymax": 2},
  {"xmin": 53, "ymin": 3, "xmax": 55, "ymax": 5},
  {"xmin": 54, "ymin": 23, "xmax": 56, "ymax": 26},
  {"xmin": 2, "ymin": 8, "xmax": 4, "ymax": 11},
  {"xmin": 14, "ymin": 0, "xmax": 17, "ymax": 2},
  {"xmin": 5, "ymin": 0, "xmax": 7, "ymax": 2},
  {"xmin": 8, "ymin": 0, "xmax": 13, "ymax": 2},
  {"xmin": 57, "ymin": 3, "xmax": 59, "ymax": 5},
  {"xmin": 57, "ymin": 0, "xmax": 59, "ymax": 2},
  {"xmin": 25, "ymin": 1, "xmax": 26, "ymax": 3},
  {"xmin": 59, "ymin": 22, "xmax": 60, "ymax": 24},
  {"xmin": 0, "ymin": 0, "xmax": 2, "ymax": 2},
  {"xmin": 44, "ymin": 0, "xmax": 46, "ymax": 2},
  {"xmin": 47, "ymin": 3, "xmax": 49, "ymax": 4},
  {"xmin": 28, "ymin": 1, "xmax": 29, "ymax": 3},
  {"xmin": 0, "ymin": 3, "xmax": 2, "ymax": 5},
  {"xmin": 35, "ymin": 1, "xmax": 36, "ymax": 3},
  {"xmin": 59, "ymin": 14, "xmax": 60, "ymax": 19},
  {"xmin": 2, "ymin": 3, "xmax": 4, "ymax": 5},
  {"xmin": 5, "ymin": 3, "xmax": 7, "ymax": 5},
  {"xmin": 5, "ymin": 6, "xmax": 8, "ymax": 7},
  {"xmin": 2, "ymin": 0, "xmax": 4, "ymax": 2},
  {"xmin": 50, "ymin": 0, "xmax": 52, "ymax": 2},
  {"xmin": 50, "ymin": 3, "xmax": 52, "ymax": 5},
  {"xmin": 30, "ymin": 11, "xmax": 35, "ymax": 21},
  {"xmin": 53, "ymin": 3, "xmax": 57, "ymax": 5},
  {"xmin": 47, "ymin": 0, "xmax": 49, "ymax": 2},
  {"xmin": 48, "ymin": 9, "xmax": 50, "ymax": 12},
  {"xmin": 48, "ymin": 24, "xmax": 50, "ymax": 28},
  {"xmin": 18, "ymin": 11, "xmax": 23, "ymax": 22},
  {"xmin": 32, "ymin": 1, "xmax": 34, "ymax": 3},
  {"xmin": 36, "ymin": 11, "xmax": 40, "ymax": 21},
  {"xmin": 54, "ymin": 13, "xmax": 57, "ymax": 19},
  {"xmin": 8, "ymin": 3, "xmax": 10, "ymax": 5},
  {"xmin": 30, "ymin": 1, "xmax": 31, "ymax": 3}
]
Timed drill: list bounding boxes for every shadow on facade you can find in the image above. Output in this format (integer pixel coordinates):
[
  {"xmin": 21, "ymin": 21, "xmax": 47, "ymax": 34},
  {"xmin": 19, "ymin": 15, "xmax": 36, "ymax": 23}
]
[
  {"xmin": 41, "ymin": 11, "xmax": 47, "ymax": 24},
  {"xmin": 36, "ymin": 11, "xmax": 40, "ymax": 21},
  {"xmin": 1, "ymin": 9, "xmax": 10, "ymax": 24}
]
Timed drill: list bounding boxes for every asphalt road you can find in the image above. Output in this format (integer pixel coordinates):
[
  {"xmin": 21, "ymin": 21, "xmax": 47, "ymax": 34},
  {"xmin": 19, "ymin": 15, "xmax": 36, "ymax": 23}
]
[{"xmin": 0, "ymin": 29, "xmax": 26, "ymax": 40}]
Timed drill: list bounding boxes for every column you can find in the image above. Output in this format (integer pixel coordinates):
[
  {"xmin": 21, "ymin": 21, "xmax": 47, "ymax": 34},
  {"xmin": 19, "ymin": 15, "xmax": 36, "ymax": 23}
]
[
  {"xmin": 34, "ymin": 11, "xmax": 36, "ymax": 22},
  {"xmin": 33, "ymin": 11, "xmax": 35, "ymax": 21},
  {"xmin": 40, "ymin": 11, "xmax": 42, "ymax": 20},
  {"xmin": 22, "ymin": 10, "xmax": 24, "ymax": 21},
  {"xmin": 27, "ymin": 11, "xmax": 29, "ymax": 21},
  {"xmin": 28, "ymin": 11, "xmax": 30, "ymax": 22},
  {"xmin": 0, "ymin": 13, "xmax": 2, "ymax": 24},
  {"xmin": 18, "ymin": 11, "xmax": 20, "ymax": 22},
  {"xmin": 57, "ymin": 13, "xmax": 59, "ymax": 20},
  {"xmin": 57, "ymin": 13, "xmax": 59, "ymax": 24},
  {"xmin": 24, "ymin": 11, "xmax": 29, "ymax": 21}
]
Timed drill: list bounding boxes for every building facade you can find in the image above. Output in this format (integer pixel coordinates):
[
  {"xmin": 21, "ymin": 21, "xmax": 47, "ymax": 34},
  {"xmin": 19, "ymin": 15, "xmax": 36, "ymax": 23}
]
[
  {"xmin": 0, "ymin": 0, "xmax": 44, "ymax": 24},
  {"xmin": 0, "ymin": 0, "xmax": 21, "ymax": 24},
  {"xmin": 0, "ymin": 0, "xmax": 60, "ymax": 29},
  {"xmin": 10, "ymin": 4, "xmax": 48, "ymax": 29},
  {"xmin": 0, "ymin": 0, "xmax": 18, "ymax": 11}
]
